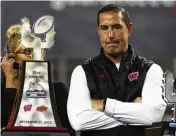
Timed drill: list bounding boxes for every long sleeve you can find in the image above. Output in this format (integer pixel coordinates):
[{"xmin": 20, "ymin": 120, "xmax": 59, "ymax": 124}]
[
  {"xmin": 67, "ymin": 66, "xmax": 123, "ymax": 131},
  {"xmin": 104, "ymin": 64, "xmax": 167, "ymax": 126}
]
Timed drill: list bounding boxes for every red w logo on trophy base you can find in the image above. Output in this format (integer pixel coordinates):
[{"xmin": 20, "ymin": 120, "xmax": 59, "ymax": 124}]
[{"xmin": 23, "ymin": 104, "xmax": 32, "ymax": 112}]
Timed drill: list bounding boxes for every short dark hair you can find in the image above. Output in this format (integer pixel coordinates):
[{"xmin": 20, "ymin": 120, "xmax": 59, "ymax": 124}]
[{"xmin": 97, "ymin": 4, "xmax": 130, "ymax": 26}]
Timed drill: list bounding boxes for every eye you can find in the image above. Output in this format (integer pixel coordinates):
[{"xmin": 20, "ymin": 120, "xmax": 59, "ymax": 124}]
[
  {"xmin": 113, "ymin": 25, "xmax": 121, "ymax": 30},
  {"xmin": 25, "ymin": 49, "xmax": 32, "ymax": 54},
  {"xmin": 100, "ymin": 26, "xmax": 108, "ymax": 31}
]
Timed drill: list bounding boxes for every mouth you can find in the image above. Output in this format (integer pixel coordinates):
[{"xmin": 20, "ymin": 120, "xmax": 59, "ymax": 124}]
[
  {"xmin": 107, "ymin": 43, "xmax": 118, "ymax": 45},
  {"xmin": 106, "ymin": 43, "xmax": 120, "ymax": 47},
  {"xmin": 106, "ymin": 41, "xmax": 120, "ymax": 46}
]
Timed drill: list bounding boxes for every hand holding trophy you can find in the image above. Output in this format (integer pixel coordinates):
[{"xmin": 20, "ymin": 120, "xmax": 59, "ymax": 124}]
[{"xmin": 1, "ymin": 15, "xmax": 72, "ymax": 136}]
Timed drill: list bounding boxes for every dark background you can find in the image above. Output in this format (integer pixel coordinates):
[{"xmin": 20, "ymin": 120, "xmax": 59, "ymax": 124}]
[{"xmin": 1, "ymin": 1, "xmax": 176, "ymax": 86}]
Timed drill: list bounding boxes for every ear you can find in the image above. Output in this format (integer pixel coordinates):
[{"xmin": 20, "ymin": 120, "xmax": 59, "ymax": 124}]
[
  {"xmin": 127, "ymin": 23, "xmax": 133, "ymax": 36},
  {"xmin": 97, "ymin": 26, "xmax": 100, "ymax": 37}
]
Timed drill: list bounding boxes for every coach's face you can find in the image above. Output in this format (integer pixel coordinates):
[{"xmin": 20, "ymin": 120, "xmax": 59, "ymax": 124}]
[{"xmin": 97, "ymin": 11, "xmax": 132, "ymax": 60}]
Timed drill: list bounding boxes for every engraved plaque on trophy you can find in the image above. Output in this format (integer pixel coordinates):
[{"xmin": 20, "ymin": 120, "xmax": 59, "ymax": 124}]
[{"xmin": 1, "ymin": 16, "xmax": 72, "ymax": 136}]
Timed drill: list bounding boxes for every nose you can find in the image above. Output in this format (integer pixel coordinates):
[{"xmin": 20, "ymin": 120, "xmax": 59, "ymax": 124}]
[
  {"xmin": 28, "ymin": 54, "xmax": 33, "ymax": 59},
  {"xmin": 108, "ymin": 30, "xmax": 115, "ymax": 39}
]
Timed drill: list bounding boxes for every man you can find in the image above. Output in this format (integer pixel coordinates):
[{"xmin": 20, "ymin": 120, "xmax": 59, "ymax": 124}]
[{"xmin": 67, "ymin": 4, "xmax": 167, "ymax": 136}]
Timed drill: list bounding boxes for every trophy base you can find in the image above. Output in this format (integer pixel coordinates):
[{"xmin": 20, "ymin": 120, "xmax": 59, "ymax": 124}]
[
  {"xmin": 145, "ymin": 122, "xmax": 176, "ymax": 136},
  {"xmin": 1, "ymin": 127, "xmax": 72, "ymax": 136}
]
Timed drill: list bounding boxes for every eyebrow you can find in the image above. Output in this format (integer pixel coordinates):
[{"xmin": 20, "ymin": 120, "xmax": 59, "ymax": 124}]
[
  {"xmin": 100, "ymin": 23, "xmax": 121, "ymax": 27},
  {"xmin": 99, "ymin": 25, "xmax": 108, "ymax": 28}
]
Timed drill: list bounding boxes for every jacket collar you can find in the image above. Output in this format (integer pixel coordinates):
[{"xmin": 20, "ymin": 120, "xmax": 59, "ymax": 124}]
[{"xmin": 99, "ymin": 44, "xmax": 134, "ymax": 69}]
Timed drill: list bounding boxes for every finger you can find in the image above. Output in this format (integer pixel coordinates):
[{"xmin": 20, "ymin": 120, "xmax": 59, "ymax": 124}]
[
  {"xmin": 137, "ymin": 97, "xmax": 141, "ymax": 100},
  {"xmin": 1, "ymin": 55, "xmax": 8, "ymax": 63},
  {"xmin": 133, "ymin": 97, "xmax": 142, "ymax": 103},
  {"xmin": 11, "ymin": 59, "xmax": 16, "ymax": 64},
  {"xmin": 134, "ymin": 97, "xmax": 139, "ymax": 101},
  {"xmin": 8, "ymin": 58, "xmax": 15, "ymax": 63},
  {"xmin": 8, "ymin": 53, "xmax": 15, "ymax": 58}
]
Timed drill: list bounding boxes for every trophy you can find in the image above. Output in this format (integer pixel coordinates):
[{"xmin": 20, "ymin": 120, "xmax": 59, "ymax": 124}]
[
  {"xmin": 1, "ymin": 16, "xmax": 71, "ymax": 136},
  {"xmin": 146, "ymin": 70, "xmax": 176, "ymax": 136},
  {"xmin": 164, "ymin": 71, "xmax": 176, "ymax": 126}
]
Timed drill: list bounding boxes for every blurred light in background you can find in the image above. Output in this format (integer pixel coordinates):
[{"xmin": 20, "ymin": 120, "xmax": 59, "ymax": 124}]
[
  {"xmin": 49, "ymin": 1, "xmax": 175, "ymax": 11},
  {"xmin": 1, "ymin": 1, "xmax": 176, "ymax": 87}
]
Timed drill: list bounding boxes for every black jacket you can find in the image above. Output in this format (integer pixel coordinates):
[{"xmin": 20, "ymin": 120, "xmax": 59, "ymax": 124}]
[{"xmin": 81, "ymin": 45, "xmax": 154, "ymax": 136}]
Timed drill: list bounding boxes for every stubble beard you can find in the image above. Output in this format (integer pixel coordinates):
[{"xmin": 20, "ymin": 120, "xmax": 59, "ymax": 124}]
[
  {"xmin": 104, "ymin": 51, "xmax": 122, "ymax": 63},
  {"xmin": 107, "ymin": 51, "xmax": 123, "ymax": 59}
]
